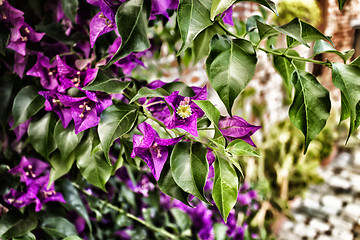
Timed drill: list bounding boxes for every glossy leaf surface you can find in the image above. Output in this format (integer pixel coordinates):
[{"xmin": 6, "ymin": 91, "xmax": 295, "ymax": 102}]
[
  {"xmin": 12, "ymin": 85, "xmax": 44, "ymax": 129},
  {"xmin": 206, "ymin": 34, "xmax": 257, "ymax": 115},
  {"xmin": 98, "ymin": 102, "xmax": 138, "ymax": 164},
  {"xmin": 76, "ymin": 134, "xmax": 112, "ymax": 191},
  {"xmin": 106, "ymin": 0, "xmax": 150, "ymax": 66},
  {"xmin": 170, "ymin": 142, "xmax": 209, "ymax": 203},
  {"xmin": 28, "ymin": 113, "xmax": 57, "ymax": 159},
  {"xmin": 177, "ymin": 0, "xmax": 213, "ymax": 55},
  {"xmin": 212, "ymin": 157, "xmax": 238, "ymax": 222},
  {"xmin": 289, "ymin": 70, "xmax": 331, "ymax": 152},
  {"xmin": 313, "ymin": 40, "xmax": 354, "ymax": 63},
  {"xmin": 332, "ymin": 62, "xmax": 360, "ymax": 140},
  {"xmin": 54, "ymin": 121, "xmax": 83, "ymax": 159}
]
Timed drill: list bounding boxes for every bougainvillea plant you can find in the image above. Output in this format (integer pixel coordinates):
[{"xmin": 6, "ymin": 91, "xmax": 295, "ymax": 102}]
[{"xmin": 0, "ymin": 0, "xmax": 357, "ymax": 239}]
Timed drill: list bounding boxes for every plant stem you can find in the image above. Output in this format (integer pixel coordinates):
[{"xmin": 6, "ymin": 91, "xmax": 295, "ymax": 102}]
[
  {"xmin": 72, "ymin": 183, "xmax": 179, "ymax": 239},
  {"xmin": 217, "ymin": 21, "xmax": 329, "ymax": 66},
  {"xmin": 258, "ymin": 47, "xmax": 328, "ymax": 66}
]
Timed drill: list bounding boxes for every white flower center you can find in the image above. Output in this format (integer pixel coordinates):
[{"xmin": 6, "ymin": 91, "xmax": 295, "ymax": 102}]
[{"xmin": 176, "ymin": 97, "xmax": 192, "ymax": 119}]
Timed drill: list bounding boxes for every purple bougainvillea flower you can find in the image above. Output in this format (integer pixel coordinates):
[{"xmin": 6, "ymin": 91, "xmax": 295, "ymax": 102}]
[
  {"xmin": 89, "ymin": 12, "xmax": 116, "ymax": 48},
  {"xmin": 218, "ymin": 116, "xmax": 261, "ymax": 147},
  {"xmin": 4, "ymin": 176, "xmax": 66, "ymax": 212},
  {"xmin": 57, "ymin": 92, "xmax": 112, "ymax": 133},
  {"xmin": 131, "ymin": 122, "xmax": 183, "ymax": 180},
  {"xmin": 57, "ymin": 93, "xmax": 112, "ymax": 134},
  {"xmin": 4, "ymin": 156, "xmax": 66, "ymax": 212},
  {"xmin": 7, "ymin": 22, "xmax": 45, "ymax": 56},
  {"xmin": 222, "ymin": 6, "xmax": 234, "ymax": 26},
  {"xmin": 8, "ymin": 117, "xmax": 31, "ymax": 141},
  {"xmin": 164, "ymin": 86, "xmax": 207, "ymax": 136},
  {"xmin": 4, "ymin": 188, "xmax": 35, "ymax": 209},
  {"xmin": 39, "ymin": 90, "xmax": 73, "ymax": 128},
  {"xmin": 56, "ymin": 55, "xmax": 98, "ymax": 91},
  {"xmin": 30, "ymin": 175, "xmax": 66, "ymax": 212},
  {"xmin": 13, "ymin": 53, "xmax": 27, "ymax": 78},
  {"xmin": 8, "ymin": 156, "xmax": 49, "ymax": 184},
  {"xmin": 0, "ymin": 0, "xmax": 24, "ymax": 25},
  {"xmin": 150, "ymin": 0, "xmax": 179, "ymax": 20},
  {"xmin": 27, "ymin": 53, "xmax": 59, "ymax": 90}
]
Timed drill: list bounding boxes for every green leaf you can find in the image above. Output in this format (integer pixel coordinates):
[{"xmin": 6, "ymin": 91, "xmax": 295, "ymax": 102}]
[
  {"xmin": 130, "ymin": 87, "xmax": 169, "ymax": 103},
  {"xmin": 0, "ymin": 73, "xmax": 19, "ymax": 130},
  {"xmin": 284, "ymin": 20, "xmax": 332, "ymax": 48},
  {"xmin": 193, "ymin": 23, "xmax": 225, "ymax": 63},
  {"xmin": 170, "ymin": 142, "xmax": 209, "ymax": 203},
  {"xmin": 193, "ymin": 100, "xmax": 221, "ymax": 138},
  {"xmin": 41, "ymin": 217, "xmax": 77, "ymax": 238},
  {"xmin": 158, "ymin": 160, "xmax": 190, "ymax": 206},
  {"xmin": 0, "ymin": 211, "xmax": 37, "ymax": 239},
  {"xmin": 313, "ymin": 40, "xmax": 354, "ymax": 63},
  {"xmin": 289, "ymin": 70, "xmax": 331, "ymax": 152},
  {"xmin": 61, "ymin": 0, "xmax": 78, "ymax": 23},
  {"xmin": 214, "ymin": 223, "xmax": 228, "ymax": 240},
  {"xmin": 256, "ymin": 20, "xmax": 278, "ymax": 41},
  {"xmin": 227, "ymin": 139, "xmax": 260, "ymax": 157},
  {"xmin": 170, "ymin": 208, "xmax": 191, "ymax": 231},
  {"xmin": 177, "ymin": 0, "xmax": 213, "ymax": 55},
  {"xmin": 206, "ymin": 34, "xmax": 257, "ymax": 115},
  {"xmin": 332, "ymin": 62, "xmax": 360, "ymax": 141},
  {"xmin": 54, "ymin": 121, "xmax": 84, "ymax": 159},
  {"xmin": 58, "ymin": 179, "xmax": 92, "ymax": 231},
  {"xmin": 12, "ymin": 85, "xmax": 44, "ymax": 129},
  {"xmin": 273, "ymin": 49, "xmax": 305, "ymax": 96},
  {"xmin": 106, "ymin": 0, "xmax": 150, "ymax": 67},
  {"xmin": 275, "ymin": 18, "xmax": 308, "ymax": 47},
  {"xmin": 338, "ymin": 0, "xmax": 347, "ymax": 9},
  {"xmin": 210, "ymin": 0, "xmax": 236, "ymax": 21},
  {"xmin": 48, "ymin": 151, "xmax": 76, "ymax": 187},
  {"xmin": 212, "ymin": 157, "xmax": 238, "ymax": 222},
  {"xmin": 351, "ymin": 55, "xmax": 360, "ymax": 68},
  {"xmin": 28, "ymin": 113, "xmax": 57, "ymax": 159},
  {"xmin": 62, "ymin": 236, "xmax": 83, "ymax": 240},
  {"xmin": 0, "ymin": 25, "xmax": 11, "ymax": 55},
  {"xmin": 13, "ymin": 232, "xmax": 36, "ymax": 240},
  {"xmin": 238, "ymin": 0, "xmax": 278, "ymax": 15},
  {"xmin": 98, "ymin": 102, "xmax": 138, "ymax": 164},
  {"xmin": 161, "ymin": 82, "xmax": 195, "ymax": 97},
  {"xmin": 82, "ymin": 71, "xmax": 131, "ymax": 94},
  {"xmin": 76, "ymin": 134, "xmax": 112, "ymax": 191}
]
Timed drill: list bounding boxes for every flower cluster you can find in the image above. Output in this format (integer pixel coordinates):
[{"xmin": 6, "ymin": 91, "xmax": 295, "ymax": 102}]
[{"xmin": 3, "ymin": 156, "xmax": 65, "ymax": 212}]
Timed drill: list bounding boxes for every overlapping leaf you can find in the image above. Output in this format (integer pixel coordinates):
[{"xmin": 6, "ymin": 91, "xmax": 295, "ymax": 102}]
[
  {"xmin": 170, "ymin": 142, "xmax": 209, "ymax": 203},
  {"xmin": 76, "ymin": 134, "xmax": 112, "ymax": 191},
  {"xmin": 272, "ymin": 49, "xmax": 305, "ymax": 96},
  {"xmin": 12, "ymin": 85, "xmax": 44, "ymax": 129},
  {"xmin": 289, "ymin": 70, "xmax": 331, "ymax": 152},
  {"xmin": 313, "ymin": 40, "xmax": 354, "ymax": 63},
  {"xmin": 158, "ymin": 161, "xmax": 190, "ymax": 206},
  {"xmin": 83, "ymin": 71, "xmax": 131, "ymax": 94},
  {"xmin": 206, "ymin": 34, "xmax": 257, "ymax": 115},
  {"xmin": 193, "ymin": 100, "xmax": 221, "ymax": 138},
  {"xmin": 106, "ymin": 0, "xmax": 150, "ymax": 67},
  {"xmin": 212, "ymin": 157, "xmax": 238, "ymax": 222},
  {"xmin": 177, "ymin": 0, "xmax": 213, "ymax": 55},
  {"xmin": 193, "ymin": 23, "xmax": 225, "ymax": 63},
  {"xmin": 98, "ymin": 102, "xmax": 138, "ymax": 164},
  {"xmin": 28, "ymin": 113, "xmax": 57, "ymax": 159},
  {"xmin": 210, "ymin": 0, "xmax": 277, "ymax": 22},
  {"xmin": 332, "ymin": 62, "xmax": 360, "ymax": 141}
]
